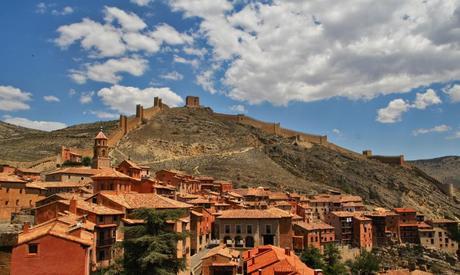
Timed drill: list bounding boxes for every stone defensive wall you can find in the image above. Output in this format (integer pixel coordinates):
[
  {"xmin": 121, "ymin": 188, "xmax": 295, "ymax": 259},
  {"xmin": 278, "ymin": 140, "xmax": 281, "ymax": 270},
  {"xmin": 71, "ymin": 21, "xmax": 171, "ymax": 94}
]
[{"xmin": 213, "ymin": 112, "xmax": 329, "ymax": 146}]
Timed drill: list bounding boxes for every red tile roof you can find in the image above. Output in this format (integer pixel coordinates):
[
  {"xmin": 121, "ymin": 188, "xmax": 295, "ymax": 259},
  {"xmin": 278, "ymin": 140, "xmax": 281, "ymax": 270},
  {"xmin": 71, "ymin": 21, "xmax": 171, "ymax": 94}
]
[
  {"xmin": 99, "ymin": 192, "xmax": 191, "ymax": 210},
  {"xmin": 91, "ymin": 168, "xmax": 135, "ymax": 180},
  {"xmin": 218, "ymin": 208, "xmax": 291, "ymax": 219},
  {"xmin": 95, "ymin": 131, "xmax": 108, "ymax": 139},
  {"xmin": 295, "ymin": 221, "xmax": 334, "ymax": 231}
]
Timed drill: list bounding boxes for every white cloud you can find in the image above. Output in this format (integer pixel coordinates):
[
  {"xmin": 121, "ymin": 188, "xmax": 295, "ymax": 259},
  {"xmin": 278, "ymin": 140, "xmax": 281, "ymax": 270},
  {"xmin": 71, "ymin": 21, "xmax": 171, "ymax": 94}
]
[
  {"xmin": 104, "ymin": 6, "xmax": 147, "ymax": 32},
  {"xmin": 130, "ymin": 0, "xmax": 153, "ymax": 7},
  {"xmin": 376, "ymin": 99, "xmax": 410, "ymax": 123},
  {"xmin": 0, "ymin": 85, "xmax": 32, "ymax": 111},
  {"xmin": 52, "ymin": 6, "xmax": 74, "ymax": 16},
  {"xmin": 183, "ymin": 47, "xmax": 207, "ymax": 58},
  {"xmin": 88, "ymin": 110, "xmax": 118, "ymax": 119},
  {"xmin": 55, "ymin": 7, "xmax": 191, "ymax": 59},
  {"xmin": 173, "ymin": 55, "xmax": 199, "ymax": 68},
  {"xmin": 413, "ymin": 89, "xmax": 442, "ymax": 109},
  {"xmin": 444, "ymin": 84, "xmax": 460, "ymax": 103},
  {"xmin": 2, "ymin": 116, "xmax": 67, "ymax": 131},
  {"xmin": 412, "ymin": 124, "xmax": 451, "ymax": 136},
  {"xmin": 68, "ymin": 89, "xmax": 76, "ymax": 96},
  {"xmin": 160, "ymin": 71, "xmax": 184, "ymax": 81},
  {"xmin": 35, "ymin": 3, "xmax": 47, "ymax": 14},
  {"xmin": 196, "ymin": 69, "xmax": 216, "ymax": 94},
  {"xmin": 377, "ymin": 89, "xmax": 442, "ymax": 123},
  {"xmin": 70, "ymin": 57, "xmax": 149, "ymax": 84},
  {"xmin": 332, "ymin": 129, "xmax": 341, "ymax": 135},
  {"xmin": 150, "ymin": 24, "xmax": 193, "ymax": 45},
  {"xmin": 43, "ymin": 95, "xmax": 60, "ymax": 102},
  {"xmin": 97, "ymin": 85, "xmax": 183, "ymax": 114},
  {"xmin": 446, "ymin": 131, "xmax": 460, "ymax": 140},
  {"xmin": 80, "ymin": 91, "xmax": 94, "ymax": 104},
  {"xmin": 169, "ymin": 0, "xmax": 460, "ymax": 105},
  {"xmin": 229, "ymin": 104, "xmax": 247, "ymax": 114}
]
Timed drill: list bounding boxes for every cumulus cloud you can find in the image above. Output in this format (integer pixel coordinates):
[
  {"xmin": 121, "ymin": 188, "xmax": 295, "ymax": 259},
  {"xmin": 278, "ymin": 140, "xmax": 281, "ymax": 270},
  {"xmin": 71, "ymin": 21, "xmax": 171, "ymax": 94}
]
[
  {"xmin": 376, "ymin": 99, "xmax": 410, "ymax": 123},
  {"xmin": 160, "ymin": 71, "xmax": 184, "ymax": 81},
  {"xmin": 43, "ymin": 95, "xmax": 60, "ymax": 102},
  {"xmin": 413, "ymin": 89, "xmax": 442, "ymax": 109},
  {"xmin": 130, "ymin": 0, "xmax": 153, "ymax": 7},
  {"xmin": 173, "ymin": 55, "xmax": 199, "ymax": 68},
  {"xmin": 332, "ymin": 129, "xmax": 341, "ymax": 135},
  {"xmin": 229, "ymin": 104, "xmax": 247, "ymax": 114},
  {"xmin": 55, "ymin": 7, "xmax": 191, "ymax": 59},
  {"xmin": 70, "ymin": 57, "xmax": 148, "ymax": 84},
  {"xmin": 0, "ymin": 85, "xmax": 32, "ymax": 111},
  {"xmin": 97, "ymin": 85, "xmax": 183, "ymax": 114},
  {"xmin": 169, "ymin": 0, "xmax": 460, "ymax": 105},
  {"xmin": 80, "ymin": 91, "xmax": 94, "ymax": 104},
  {"xmin": 87, "ymin": 110, "xmax": 118, "ymax": 119},
  {"xmin": 2, "ymin": 116, "xmax": 67, "ymax": 131},
  {"xmin": 377, "ymin": 89, "xmax": 442, "ymax": 123},
  {"xmin": 196, "ymin": 69, "xmax": 216, "ymax": 94},
  {"xmin": 52, "ymin": 6, "xmax": 74, "ymax": 16},
  {"xmin": 444, "ymin": 84, "xmax": 460, "ymax": 102},
  {"xmin": 412, "ymin": 124, "xmax": 451, "ymax": 136},
  {"xmin": 446, "ymin": 131, "xmax": 460, "ymax": 140}
]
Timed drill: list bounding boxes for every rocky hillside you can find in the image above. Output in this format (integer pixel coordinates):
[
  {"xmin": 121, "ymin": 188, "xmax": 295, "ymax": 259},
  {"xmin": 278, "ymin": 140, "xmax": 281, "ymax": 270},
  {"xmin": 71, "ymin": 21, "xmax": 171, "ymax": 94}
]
[
  {"xmin": 0, "ymin": 120, "xmax": 118, "ymax": 162},
  {"xmin": 111, "ymin": 107, "xmax": 460, "ymax": 219},
  {"xmin": 412, "ymin": 156, "xmax": 460, "ymax": 187}
]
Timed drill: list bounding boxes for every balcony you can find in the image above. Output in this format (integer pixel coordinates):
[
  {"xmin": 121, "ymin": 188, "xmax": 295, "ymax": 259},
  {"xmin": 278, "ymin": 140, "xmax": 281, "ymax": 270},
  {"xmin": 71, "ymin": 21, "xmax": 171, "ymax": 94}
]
[{"xmin": 97, "ymin": 238, "xmax": 115, "ymax": 247}]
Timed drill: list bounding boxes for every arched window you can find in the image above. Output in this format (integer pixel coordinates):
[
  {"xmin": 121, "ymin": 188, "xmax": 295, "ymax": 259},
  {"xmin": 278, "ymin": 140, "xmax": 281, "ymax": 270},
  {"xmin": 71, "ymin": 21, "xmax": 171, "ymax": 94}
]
[
  {"xmin": 235, "ymin": 236, "xmax": 244, "ymax": 247},
  {"xmin": 223, "ymin": 236, "xmax": 232, "ymax": 246}
]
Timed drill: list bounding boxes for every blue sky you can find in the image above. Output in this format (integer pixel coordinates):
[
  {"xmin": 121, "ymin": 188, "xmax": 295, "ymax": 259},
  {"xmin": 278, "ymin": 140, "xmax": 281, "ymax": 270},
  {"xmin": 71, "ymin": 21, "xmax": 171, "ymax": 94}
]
[{"xmin": 1, "ymin": 0, "xmax": 460, "ymax": 160}]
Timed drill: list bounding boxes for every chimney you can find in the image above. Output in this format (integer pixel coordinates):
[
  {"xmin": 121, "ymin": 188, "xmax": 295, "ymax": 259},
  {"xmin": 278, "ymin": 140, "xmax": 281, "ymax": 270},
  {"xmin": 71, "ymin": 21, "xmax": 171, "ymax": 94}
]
[
  {"xmin": 69, "ymin": 198, "xmax": 77, "ymax": 214},
  {"xmin": 23, "ymin": 222, "xmax": 30, "ymax": 233},
  {"xmin": 285, "ymin": 247, "xmax": 291, "ymax": 256}
]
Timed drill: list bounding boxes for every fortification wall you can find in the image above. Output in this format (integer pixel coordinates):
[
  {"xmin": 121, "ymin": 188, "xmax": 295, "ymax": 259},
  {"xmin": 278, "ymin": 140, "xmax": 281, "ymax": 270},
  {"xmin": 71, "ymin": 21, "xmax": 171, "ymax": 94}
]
[
  {"xmin": 143, "ymin": 106, "xmax": 162, "ymax": 120},
  {"xmin": 213, "ymin": 112, "xmax": 329, "ymax": 146},
  {"xmin": 369, "ymin": 155, "xmax": 406, "ymax": 166}
]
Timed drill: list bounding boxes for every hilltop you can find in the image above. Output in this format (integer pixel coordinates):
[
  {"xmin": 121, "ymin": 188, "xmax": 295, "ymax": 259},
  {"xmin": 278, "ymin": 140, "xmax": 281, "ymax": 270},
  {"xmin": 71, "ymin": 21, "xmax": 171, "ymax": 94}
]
[
  {"xmin": 0, "ymin": 107, "xmax": 459, "ymax": 219},
  {"xmin": 412, "ymin": 156, "xmax": 460, "ymax": 187}
]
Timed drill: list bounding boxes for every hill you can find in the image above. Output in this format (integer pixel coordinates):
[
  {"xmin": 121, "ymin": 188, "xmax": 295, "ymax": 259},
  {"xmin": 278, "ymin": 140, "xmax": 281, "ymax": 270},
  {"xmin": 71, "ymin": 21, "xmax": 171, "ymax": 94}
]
[
  {"xmin": 1, "ymin": 107, "xmax": 459, "ymax": 219},
  {"xmin": 412, "ymin": 156, "xmax": 460, "ymax": 187},
  {"xmin": 112, "ymin": 107, "xmax": 460, "ymax": 219},
  {"xmin": 0, "ymin": 120, "xmax": 118, "ymax": 162}
]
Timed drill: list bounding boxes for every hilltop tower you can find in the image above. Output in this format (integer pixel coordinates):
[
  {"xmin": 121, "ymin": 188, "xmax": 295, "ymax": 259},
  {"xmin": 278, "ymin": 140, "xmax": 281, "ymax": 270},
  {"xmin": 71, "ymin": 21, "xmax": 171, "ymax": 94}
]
[{"xmin": 92, "ymin": 129, "xmax": 110, "ymax": 169}]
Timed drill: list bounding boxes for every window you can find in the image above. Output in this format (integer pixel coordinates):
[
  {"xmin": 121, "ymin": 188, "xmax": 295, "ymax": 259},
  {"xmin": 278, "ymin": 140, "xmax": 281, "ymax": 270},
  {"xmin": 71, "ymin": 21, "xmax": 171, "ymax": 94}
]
[
  {"xmin": 265, "ymin": 225, "xmax": 271, "ymax": 234},
  {"xmin": 236, "ymin": 225, "xmax": 241, "ymax": 234},
  {"xmin": 225, "ymin": 225, "xmax": 231, "ymax": 234},
  {"xmin": 247, "ymin": 225, "xmax": 253, "ymax": 234},
  {"xmin": 98, "ymin": 216, "xmax": 104, "ymax": 223},
  {"xmin": 98, "ymin": 250, "xmax": 106, "ymax": 261},
  {"xmin": 438, "ymin": 232, "xmax": 442, "ymax": 237},
  {"xmin": 19, "ymin": 189, "xmax": 23, "ymax": 194},
  {"xmin": 92, "ymin": 197, "xmax": 97, "ymax": 203},
  {"xmin": 5, "ymin": 201, "xmax": 8, "ymax": 206},
  {"xmin": 16, "ymin": 200, "xmax": 19, "ymax": 206},
  {"xmin": 6, "ymin": 188, "xmax": 9, "ymax": 193},
  {"xmin": 28, "ymin": 244, "xmax": 38, "ymax": 254},
  {"xmin": 113, "ymin": 216, "xmax": 118, "ymax": 222}
]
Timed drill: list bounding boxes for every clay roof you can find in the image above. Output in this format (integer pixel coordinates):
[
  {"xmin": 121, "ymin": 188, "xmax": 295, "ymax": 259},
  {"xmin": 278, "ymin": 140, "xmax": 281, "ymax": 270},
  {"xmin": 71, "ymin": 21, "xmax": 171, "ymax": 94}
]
[
  {"xmin": 243, "ymin": 245, "xmax": 315, "ymax": 275},
  {"xmin": 295, "ymin": 221, "xmax": 334, "ymax": 231},
  {"xmin": 29, "ymin": 181, "xmax": 89, "ymax": 189},
  {"xmin": 202, "ymin": 244, "xmax": 240, "ymax": 260},
  {"xmin": 365, "ymin": 209, "xmax": 398, "ymax": 217},
  {"xmin": 60, "ymin": 199, "xmax": 124, "ymax": 215},
  {"xmin": 16, "ymin": 168, "xmax": 41, "ymax": 174},
  {"xmin": 218, "ymin": 208, "xmax": 291, "ymax": 219},
  {"xmin": 17, "ymin": 219, "xmax": 93, "ymax": 246},
  {"xmin": 330, "ymin": 211, "xmax": 356, "ymax": 217},
  {"xmin": 274, "ymin": 201, "xmax": 292, "ymax": 206},
  {"xmin": 25, "ymin": 182, "xmax": 47, "ymax": 190},
  {"xmin": 95, "ymin": 130, "xmax": 108, "ymax": 139},
  {"xmin": 246, "ymin": 187, "xmax": 270, "ymax": 197},
  {"xmin": 46, "ymin": 167, "xmax": 101, "ymax": 176},
  {"xmin": 429, "ymin": 218, "xmax": 458, "ymax": 225},
  {"xmin": 269, "ymin": 192, "xmax": 289, "ymax": 200},
  {"xmin": 0, "ymin": 173, "xmax": 26, "ymax": 183},
  {"xmin": 394, "ymin": 208, "xmax": 417, "ymax": 213},
  {"xmin": 99, "ymin": 192, "xmax": 191, "ymax": 210},
  {"xmin": 153, "ymin": 184, "xmax": 176, "ymax": 190},
  {"xmin": 187, "ymin": 198, "xmax": 214, "ymax": 204},
  {"xmin": 119, "ymin": 159, "xmax": 141, "ymax": 170},
  {"xmin": 226, "ymin": 191, "xmax": 243, "ymax": 198},
  {"xmin": 91, "ymin": 168, "xmax": 135, "ymax": 180}
]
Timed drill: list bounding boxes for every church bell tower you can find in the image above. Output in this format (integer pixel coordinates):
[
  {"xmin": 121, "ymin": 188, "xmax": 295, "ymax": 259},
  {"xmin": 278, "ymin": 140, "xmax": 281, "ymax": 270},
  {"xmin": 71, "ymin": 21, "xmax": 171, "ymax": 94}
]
[{"xmin": 92, "ymin": 128, "xmax": 110, "ymax": 169}]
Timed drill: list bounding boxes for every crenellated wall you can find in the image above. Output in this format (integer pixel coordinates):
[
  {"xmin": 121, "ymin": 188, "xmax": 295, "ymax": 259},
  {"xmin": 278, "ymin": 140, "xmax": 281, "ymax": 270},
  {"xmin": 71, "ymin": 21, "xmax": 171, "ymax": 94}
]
[{"xmin": 213, "ymin": 112, "xmax": 328, "ymax": 146}]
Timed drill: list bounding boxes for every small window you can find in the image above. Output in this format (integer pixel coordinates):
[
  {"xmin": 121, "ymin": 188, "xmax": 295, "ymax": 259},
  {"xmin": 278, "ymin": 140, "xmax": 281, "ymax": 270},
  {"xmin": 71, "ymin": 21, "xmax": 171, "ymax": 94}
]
[
  {"xmin": 265, "ymin": 225, "xmax": 271, "ymax": 234},
  {"xmin": 6, "ymin": 188, "xmax": 9, "ymax": 193},
  {"xmin": 5, "ymin": 201, "xmax": 8, "ymax": 206},
  {"xmin": 225, "ymin": 225, "xmax": 231, "ymax": 234},
  {"xmin": 28, "ymin": 243, "xmax": 38, "ymax": 254},
  {"xmin": 16, "ymin": 200, "xmax": 19, "ymax": 206},
  {"xmin": 92, "ymin": 197, "xmax": 97, "ymax": 203},
  {"xmin": 19, "ymin": 189, "xmax": 23, "ymax": 194},
  {"xmin": 98, "ymin": 216, "xmax": 104, "ymax": 223},
  {"xmin": 236, "ymin": 225, "xmax": 241, "ymax": 234},
  {"xmin": 113, "ymin": 216, "xmax": 118, "ymax": 222},
  {"xmin": 247, "ymin": 225, "xmax": 253, "ymax": 234}
]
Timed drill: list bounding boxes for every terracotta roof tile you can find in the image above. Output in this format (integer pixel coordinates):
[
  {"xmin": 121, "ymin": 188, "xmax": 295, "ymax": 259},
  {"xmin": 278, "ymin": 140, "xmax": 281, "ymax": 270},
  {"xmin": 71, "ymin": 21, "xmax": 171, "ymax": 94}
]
[
  {"xmin": 0, "ymin": 173, "xmax": 26, "ymax": 183},
  {"xmin": 46, "ymin": 167, "xmax": 101, "ymax": 176},
  {"xmin": 91, "ymin": 168, "xmax": 135, "ymax": 179},
  {"xmin": 100, "ymin": 192, "xmax": 191, "ymax": 209},
  {"xmin": 95, "ymin": 131, "xmax": 108, "ymax": 139},
  {"xmin": 295, "ymin": 221, "xmax": 334, "ymax": 231},
  {"xmin": 218, "ymin": 209, "xmax": 291, "ymax": 219},
  {"xmin": 60, "ymin": 200, "xmax": 124, "ymax": 215}
]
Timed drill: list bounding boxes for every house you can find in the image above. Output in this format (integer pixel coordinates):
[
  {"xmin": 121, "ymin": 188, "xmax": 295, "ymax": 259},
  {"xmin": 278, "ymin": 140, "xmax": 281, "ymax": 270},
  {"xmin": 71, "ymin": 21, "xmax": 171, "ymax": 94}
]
[
  {"xmin": 45, "ymin": 167, "xmax": 100, "ymax": 182},
  {"xmin": 419, "ymin": 219, "xmax": 459, "ymax": 255},
  {"xmin": 190, "ymin": 207, "xmax": 215, "ymax": 255},
  {"xmin": 364, "ymin": 208, "xmax": 400, "ymax": 246},
  {"xmin": 293, "ymin": 221, "xmax": 335, "ymax": 252},
  {"xmin": 216, "ymin": 208, "xmax": 293, "ymax": 249},
  {"xmin": 242, "ymin": 245, "xmax": 317, "ymax": 275},
  {"xmin": 200, "ymin": 244, "xmax": 240, "ymax": 275},
  {"xmin": 10, "ymin": 219, "xmax": 94, "ymax": 275},
  {"xmin": 326, "ymin": 211, "xmax": 373, "ymax": 250},
  {"xmin": 15, "ymin": 168, "xmax": 41, "ymax": 181},
  {"xmin": 116, "ymin": 159, "xmax": 150, "ymax": 179},
  {"xmin": 394, "ymin": 208, "xmax": 419, "ymax": 244}
]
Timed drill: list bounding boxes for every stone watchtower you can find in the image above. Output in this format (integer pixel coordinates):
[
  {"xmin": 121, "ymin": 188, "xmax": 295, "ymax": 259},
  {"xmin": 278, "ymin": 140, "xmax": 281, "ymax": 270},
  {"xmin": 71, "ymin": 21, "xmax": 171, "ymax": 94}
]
[
  {"xmin": 185, "ymin": 96, "xmax": 200, "ymax": 107},
  {"xmin": 92, "ymin": 129, "xmax": 110, "ymax": 169}
]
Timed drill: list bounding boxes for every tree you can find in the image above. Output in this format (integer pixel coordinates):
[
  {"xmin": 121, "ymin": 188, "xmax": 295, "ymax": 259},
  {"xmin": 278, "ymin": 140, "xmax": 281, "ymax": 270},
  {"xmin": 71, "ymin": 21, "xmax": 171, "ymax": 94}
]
[
  {"xmin": 347, "ymin": 250, "xmax": 380, "ymax": 275},
  {"xmin": 82, "ymin": 156, "xmax": 92, "ymax": 166},
  {"xmin": 323, "ymin": 244, "xmax": 348, "ymax": 275},
  {"xmin": 299, "ymin": 246, "xmax": 325, "ymax": 270},
  {"xmin": 119, "ymin": 208, "xmax": 187, "ymax": 275}
]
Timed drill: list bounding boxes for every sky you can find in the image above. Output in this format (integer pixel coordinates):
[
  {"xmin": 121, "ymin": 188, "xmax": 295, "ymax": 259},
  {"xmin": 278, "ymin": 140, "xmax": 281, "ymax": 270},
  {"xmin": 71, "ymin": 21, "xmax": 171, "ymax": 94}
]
[{"xmin": 1, "ymin": 0, "xmax": 460, "ymax": 160}]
